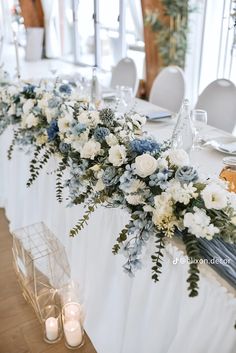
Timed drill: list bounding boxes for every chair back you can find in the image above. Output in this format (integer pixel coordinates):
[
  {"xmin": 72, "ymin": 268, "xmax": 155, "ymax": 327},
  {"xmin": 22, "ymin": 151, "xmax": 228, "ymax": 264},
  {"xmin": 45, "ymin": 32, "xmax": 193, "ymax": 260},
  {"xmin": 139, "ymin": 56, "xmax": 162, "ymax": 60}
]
[
  {"xmin": 110, "ymin": 57, "xmax": 138, "ymax": 96},
  {"xmin": 195, "ymin": 79, "xmax": 236, "ymax": 133},
  {"xmin": 149, "ymin": 66, "xmax": 186, "ymax": 113}
]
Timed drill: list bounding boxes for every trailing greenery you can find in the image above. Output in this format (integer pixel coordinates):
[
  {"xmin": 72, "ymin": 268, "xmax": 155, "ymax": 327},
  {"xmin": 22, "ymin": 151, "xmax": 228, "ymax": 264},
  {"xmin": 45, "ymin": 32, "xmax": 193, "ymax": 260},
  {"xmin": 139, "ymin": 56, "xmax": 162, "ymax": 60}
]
[
  {"xmin": 182, "ymin": 232, "xmax": 201, "ymax": 297},
  {"xmin": 145, "ymin": 0, "xmax": 193, "ymax": 68}
]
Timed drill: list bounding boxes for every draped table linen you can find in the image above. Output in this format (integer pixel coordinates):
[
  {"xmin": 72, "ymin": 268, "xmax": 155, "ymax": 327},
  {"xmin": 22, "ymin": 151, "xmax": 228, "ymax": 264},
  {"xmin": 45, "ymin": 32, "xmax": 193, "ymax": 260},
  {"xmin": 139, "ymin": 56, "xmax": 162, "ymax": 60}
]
[{"xmin": 0, "ymin": 99, "xmax": 235, "ymax": 353}]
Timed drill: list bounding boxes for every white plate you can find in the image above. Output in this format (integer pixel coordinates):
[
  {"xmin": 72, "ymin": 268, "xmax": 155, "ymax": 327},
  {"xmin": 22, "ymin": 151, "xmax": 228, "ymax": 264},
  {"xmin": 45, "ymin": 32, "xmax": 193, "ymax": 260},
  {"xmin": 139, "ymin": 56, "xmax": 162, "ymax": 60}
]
[{"xmin": 205, "ymin": 136, "xmax": 236, "ymax": 155}]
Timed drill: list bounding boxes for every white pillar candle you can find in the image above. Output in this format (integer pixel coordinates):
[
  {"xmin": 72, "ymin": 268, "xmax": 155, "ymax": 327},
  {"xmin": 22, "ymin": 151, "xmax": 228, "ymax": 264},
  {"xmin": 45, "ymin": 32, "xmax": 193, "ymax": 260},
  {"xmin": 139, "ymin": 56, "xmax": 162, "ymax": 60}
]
[
  {"xmin": 45, "ymin": 317, "xmax": 59, "ymax": 341},
  {"xmin": 64, "ymin": 320, "xmax": 83, "ymax": 347},
  {"xmin": 64, "ymin": 303, "xmax": 81, "ymax": 320}
]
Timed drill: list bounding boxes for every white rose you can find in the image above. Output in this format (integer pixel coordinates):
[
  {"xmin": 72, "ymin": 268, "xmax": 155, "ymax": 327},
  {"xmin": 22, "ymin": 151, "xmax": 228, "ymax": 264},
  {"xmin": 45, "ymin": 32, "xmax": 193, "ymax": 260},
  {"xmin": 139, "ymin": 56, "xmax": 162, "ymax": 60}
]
[
  {"xmin": 201, "ymin": 183, "xmax": 228, "ymax": 210},
  {"xmin": 135, "ymin": 154, "xmax": 157, "ymax": 178},
  {"xmin": 80, "ymin": 140, "xmax": 101, "ymax": 159},
  {"xmin": 167, "ymin": 149, "xmax": 189, "ymax": 167},
  {"xmin": 105, "ymin": 133, "xmax": 118, "ymax": 146},
  {"xmin": 108, "ymin": 144, "xmax": 127, "ymax": 167},
  {"xmin": 23, "ymin": 99, "xmax": 34, "ymax": 114}
]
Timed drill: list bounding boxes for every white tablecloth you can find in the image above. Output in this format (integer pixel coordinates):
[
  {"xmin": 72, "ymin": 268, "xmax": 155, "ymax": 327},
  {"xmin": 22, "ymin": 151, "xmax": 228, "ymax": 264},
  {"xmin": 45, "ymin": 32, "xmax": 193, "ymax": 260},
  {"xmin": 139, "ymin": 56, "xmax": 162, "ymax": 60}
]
[{"xmin": 0, "ymin": 101, "xmax": 236, "ymax": 353}]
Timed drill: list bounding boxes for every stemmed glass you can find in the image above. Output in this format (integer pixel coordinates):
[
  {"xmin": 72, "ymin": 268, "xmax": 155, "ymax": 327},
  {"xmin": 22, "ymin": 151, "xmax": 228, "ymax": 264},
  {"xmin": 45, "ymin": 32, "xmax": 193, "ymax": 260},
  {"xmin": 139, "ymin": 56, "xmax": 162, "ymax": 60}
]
[
  {"xmin": 191, "ymin": 109, "xmax": 208, "ymax": 149},
  {"xmin": 116, "ymin": 85, "xmax": 134, "ymax": 113}
]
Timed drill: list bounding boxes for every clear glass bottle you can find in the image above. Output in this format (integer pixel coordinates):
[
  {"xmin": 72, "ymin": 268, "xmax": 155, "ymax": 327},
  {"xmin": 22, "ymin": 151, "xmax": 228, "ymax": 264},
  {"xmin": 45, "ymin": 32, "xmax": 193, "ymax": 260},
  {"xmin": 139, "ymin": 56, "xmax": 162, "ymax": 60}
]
[
  {"xmin": 171, "ymin": 99, "xmax": 195, "ymax": 153},
  {"xmin": 91, "ymin": 67, "xmax": 100, "ymax": 103},
  {"xmin": 219, "ymin": 157, "xmax": 236, "ymax": 193}
]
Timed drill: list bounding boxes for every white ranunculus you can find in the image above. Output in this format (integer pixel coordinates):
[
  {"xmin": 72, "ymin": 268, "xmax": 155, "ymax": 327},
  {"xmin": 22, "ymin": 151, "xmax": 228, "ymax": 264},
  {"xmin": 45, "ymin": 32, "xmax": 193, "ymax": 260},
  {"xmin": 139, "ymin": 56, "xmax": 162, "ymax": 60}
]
[
  {"xmin": 80, "ymin": 140, "xmax": 101, "ymax": 159},
  {"xmin": 125, "ymin": 194, "xmax": 144, "ymax": 205},
  {"xmin": 131, "ymin": 113, "xmax": 146, "ymax": 129},
  {"xmin": 167, "ymin": 149, "xmax": 189, "ymax": 167},
  {"xmin": 23, "ymin": 99, "xmax": 34, "ymax": 114},
  {"xmin": 78, "ymin": 111, "xmax": 100, "ymax": 127},
  {"xmin": 135, "ymin": 154, "xmax": 157, "ymax": 178},
  {"xmin": 105, "ymin": 133, "xmax": 118, "ymax": 146},
  {"xmin": 201, "ymin": 183, "xmax": 228, "ymax": 210},
  {"xmin": 58, "ymin": 116, "xmax": 72, "ymax": 133},
  {"xmin": 108, "ymin": 144, "xmax": 127, "ymax": 166},
  {"xmin": 156, "ymin": 157, "xmax": 168, "ymax": 170},
  {"xmin": 183, "ymin": 207, "xmax": 219, "ymax": 240},
  {"xmin": 22, "ymin": 113, "xmax": 39, "ymax": 128}
]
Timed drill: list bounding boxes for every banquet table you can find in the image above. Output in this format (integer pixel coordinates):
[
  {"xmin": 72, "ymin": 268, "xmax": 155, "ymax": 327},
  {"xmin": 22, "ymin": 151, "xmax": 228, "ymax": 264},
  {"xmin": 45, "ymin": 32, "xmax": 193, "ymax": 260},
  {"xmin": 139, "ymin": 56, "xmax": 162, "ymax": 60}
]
[{"xmin": 0, "ymin": 98, "xmax": 236, "ymax": 353}]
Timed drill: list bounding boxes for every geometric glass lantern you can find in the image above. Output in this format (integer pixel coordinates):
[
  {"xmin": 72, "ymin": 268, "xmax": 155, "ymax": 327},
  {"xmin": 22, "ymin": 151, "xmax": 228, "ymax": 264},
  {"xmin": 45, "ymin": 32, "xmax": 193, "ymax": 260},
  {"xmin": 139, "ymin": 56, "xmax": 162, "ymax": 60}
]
[{"xmin": 12, "ymin": 222, "xmax": 71, "ymax": 323}]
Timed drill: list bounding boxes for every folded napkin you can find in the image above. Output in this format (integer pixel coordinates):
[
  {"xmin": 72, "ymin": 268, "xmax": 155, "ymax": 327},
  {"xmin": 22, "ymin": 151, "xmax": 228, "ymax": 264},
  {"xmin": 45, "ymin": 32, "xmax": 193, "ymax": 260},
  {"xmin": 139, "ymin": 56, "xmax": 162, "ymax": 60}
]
[
  {"xmin": 218, "ymin": 141, "xmax": 236, "ymax": 153},
  {"xmin": 146, "ymin": 110, "xmax": 172, "ymax": 120}
]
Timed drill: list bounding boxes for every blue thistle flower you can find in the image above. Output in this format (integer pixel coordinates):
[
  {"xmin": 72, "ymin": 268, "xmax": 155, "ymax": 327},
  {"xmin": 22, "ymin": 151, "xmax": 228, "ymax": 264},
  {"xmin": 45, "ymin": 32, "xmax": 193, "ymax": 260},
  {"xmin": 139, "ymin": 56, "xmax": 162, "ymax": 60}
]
[
  {"xmin": 94, "ymin": 127, "xmax": 110, "ymax": 142},
  {"xmin": 47, "ymin": 119, "xmax": 59, "ymax": 141}
]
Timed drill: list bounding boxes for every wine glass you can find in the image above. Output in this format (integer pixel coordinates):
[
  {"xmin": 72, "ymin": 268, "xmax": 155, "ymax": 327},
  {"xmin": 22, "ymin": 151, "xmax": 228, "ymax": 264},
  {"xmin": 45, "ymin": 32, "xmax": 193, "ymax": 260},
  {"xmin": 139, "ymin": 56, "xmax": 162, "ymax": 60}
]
[
  {"xmin": 116, "ymin": 86, "xmax": 134, "ymax": 113},
  {"xmin": 191, "ymin": 109, "xmax": 208, "ymax": 149}
]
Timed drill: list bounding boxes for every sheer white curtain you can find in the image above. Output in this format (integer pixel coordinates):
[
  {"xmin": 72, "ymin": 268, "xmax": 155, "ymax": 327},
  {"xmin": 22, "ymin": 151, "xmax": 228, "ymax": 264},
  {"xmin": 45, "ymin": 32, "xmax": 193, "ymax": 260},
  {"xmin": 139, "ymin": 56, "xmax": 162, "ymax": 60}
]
[
  {"xmin": 128, "ymin": 0, "xmax": 144, "ymax": 41},
  {"xmin": 0, "ymin": 0, "xmax": 14, "ymax": 43},
  {"xmin": 184, "ymin": 0, "xmax": 206, "ymax": 106},
  {"xmin": 41, "ymin": 0, "xmax": 61, "ymax": 58}
]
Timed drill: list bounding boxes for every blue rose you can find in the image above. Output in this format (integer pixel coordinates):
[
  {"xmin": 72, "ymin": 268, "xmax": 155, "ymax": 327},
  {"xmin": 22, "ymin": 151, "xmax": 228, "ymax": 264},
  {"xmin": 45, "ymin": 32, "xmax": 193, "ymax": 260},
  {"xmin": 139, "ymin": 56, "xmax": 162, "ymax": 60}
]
[
  {"xmin": 175, "ymin": 165, "xmax": 198, "ymax": 183},
  {"xmin": 47, "ymin": 119, "xmax": 59, "ymax": 141},
  {"xmin": 59, "ymin": 84, "xmax": 72, "ymax": 95},
  {"xmin": 102, "ymin": 166, "xmax": 120, "ymax": 186}
]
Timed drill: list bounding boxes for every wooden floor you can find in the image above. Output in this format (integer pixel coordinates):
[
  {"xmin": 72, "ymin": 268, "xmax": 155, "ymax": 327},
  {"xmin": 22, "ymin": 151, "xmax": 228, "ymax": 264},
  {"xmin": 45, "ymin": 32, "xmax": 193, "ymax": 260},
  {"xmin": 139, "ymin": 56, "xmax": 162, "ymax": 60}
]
[{"xmin": 0, "ymin": 209, "xmax": 97, "ymax": 353}]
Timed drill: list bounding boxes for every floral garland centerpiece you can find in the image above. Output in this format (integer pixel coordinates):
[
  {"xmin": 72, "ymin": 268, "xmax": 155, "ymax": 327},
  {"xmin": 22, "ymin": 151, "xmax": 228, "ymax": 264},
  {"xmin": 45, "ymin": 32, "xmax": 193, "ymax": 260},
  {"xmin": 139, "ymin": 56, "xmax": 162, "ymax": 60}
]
[{"xmin": 1, "ymin": 78, "xmax": 236, "ymax": 298}]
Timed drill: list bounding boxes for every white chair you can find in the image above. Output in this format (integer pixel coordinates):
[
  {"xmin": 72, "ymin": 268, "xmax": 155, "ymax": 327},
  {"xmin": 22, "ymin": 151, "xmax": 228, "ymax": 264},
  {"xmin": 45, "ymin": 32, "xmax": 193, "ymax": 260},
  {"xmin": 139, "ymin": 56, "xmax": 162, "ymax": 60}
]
[
  {"xmin": 195, "ymin": 79, "xmax": 236, "ymax": 133},
  {"xmin": 149, "ymin": 66, "xmax": 186, "ymax": 113},
  {"xmin": 110, "ymin": 57, "xmax": 139, "ymax": 96}
]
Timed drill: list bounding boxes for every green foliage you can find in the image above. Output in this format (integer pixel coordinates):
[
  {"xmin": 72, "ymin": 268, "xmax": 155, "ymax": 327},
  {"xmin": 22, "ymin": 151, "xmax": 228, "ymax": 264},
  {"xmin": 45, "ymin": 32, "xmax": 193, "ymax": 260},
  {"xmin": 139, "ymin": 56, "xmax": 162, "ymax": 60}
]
[
  {"xmin": 145, "ymin": 0, "xmax": 192, "ymax": 68},
  {"xmin": 7, "ymin": 129, "xmax": 20, "ymax": 160},
  {"xmin": 151, "ymin": 232, "xmax": 165, "ymax": 282},
  {"xmin": 56, "ymin": 157, "xmax": 68, "ymax": 203},
  {"xmin": 69, "ymin": 193, "xmax": 106, "ymax": 237},
  {"xmin": 182, "ymin": 232, "xmax": 201, "ymax": 297},
  {"xmin": 26, "ymin": 146, "xmax": 54, "ymax": 187},
  {"xmin": 112, "ymin": 225, "xmax": 129, "ymax": 254}
]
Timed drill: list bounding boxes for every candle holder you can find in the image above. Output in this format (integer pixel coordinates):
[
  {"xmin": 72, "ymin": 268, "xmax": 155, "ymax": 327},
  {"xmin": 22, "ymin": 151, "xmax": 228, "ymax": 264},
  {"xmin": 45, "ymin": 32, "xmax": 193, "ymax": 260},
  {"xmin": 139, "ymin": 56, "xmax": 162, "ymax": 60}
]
[
  {"xmin": 42, "ymin": 304, "xmax": 62, "ymax": 343},
  {"xmin": 12, "ymin": 222, "xmax": 71, "ymax": 323},
  {"xmin": 62, "ymin": 302, "xmax": 85, "ymax": 349}
]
